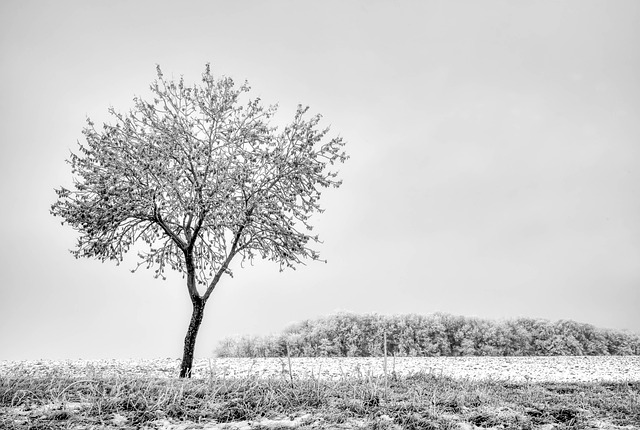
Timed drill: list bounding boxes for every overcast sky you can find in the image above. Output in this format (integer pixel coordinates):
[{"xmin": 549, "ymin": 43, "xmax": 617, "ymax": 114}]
[{"xmin": 1, "ymin": 0, "xmax": 639, "ymax": 361}]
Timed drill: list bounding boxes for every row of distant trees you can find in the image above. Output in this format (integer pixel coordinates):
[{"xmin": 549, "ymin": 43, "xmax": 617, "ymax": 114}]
[{"xmin": 214, "ymin": 313, "xmax": 640, "ymax": 357}]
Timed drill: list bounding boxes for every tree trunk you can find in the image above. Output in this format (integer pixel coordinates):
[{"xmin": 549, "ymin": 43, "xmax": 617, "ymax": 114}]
[{"xmin": 179, "ymin": 296, "xmax": 206, "ymax": 378}]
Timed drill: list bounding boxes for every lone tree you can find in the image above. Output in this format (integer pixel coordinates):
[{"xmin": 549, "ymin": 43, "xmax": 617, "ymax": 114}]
[{"xmin": 51, "ymin": 65, "xmax": 347, "ymax": 377}]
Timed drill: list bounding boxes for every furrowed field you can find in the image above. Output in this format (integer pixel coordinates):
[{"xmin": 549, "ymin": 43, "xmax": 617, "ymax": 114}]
[{"xmin": 1, "ymin": 356, "xmax": 639, "ymax": 429}]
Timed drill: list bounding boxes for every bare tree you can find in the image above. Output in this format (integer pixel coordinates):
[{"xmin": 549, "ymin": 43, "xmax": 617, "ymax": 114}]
[{"xmin": 51, "ymin": 65, "xmax": 348, "ymax": 377}]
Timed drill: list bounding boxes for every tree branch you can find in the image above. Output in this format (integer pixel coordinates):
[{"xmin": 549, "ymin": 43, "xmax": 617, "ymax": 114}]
[
  {"xmin": 155, "ymin": 210, "xmax": 187, "ymax": 250},
  {"xmin": 202, "ymin": 219, "xmax": 248, "ymax": 302}
]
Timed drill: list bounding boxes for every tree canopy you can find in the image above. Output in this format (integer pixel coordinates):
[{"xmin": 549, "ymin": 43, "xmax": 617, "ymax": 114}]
[
  {"xmin": 52, "ymin": 64, "xmax": 347, "ymax": 300},
  {"xmin": 214, "ymin": 312, "xmax": 640, "ymax": 357}
]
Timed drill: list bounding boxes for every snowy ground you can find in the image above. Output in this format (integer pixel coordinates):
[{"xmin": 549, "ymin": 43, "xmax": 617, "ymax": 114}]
[{"xmin": 2, "ymin": 355, "xmax": 639, "ymax": 382}]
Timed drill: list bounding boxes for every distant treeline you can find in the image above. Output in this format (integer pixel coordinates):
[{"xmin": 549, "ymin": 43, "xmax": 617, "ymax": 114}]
[{"xmin": 214, "ymin": 313, "xmax": 640, "ymax": 357}]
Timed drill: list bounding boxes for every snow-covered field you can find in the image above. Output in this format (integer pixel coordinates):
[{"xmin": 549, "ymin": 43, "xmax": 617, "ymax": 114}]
[{"xmin": 2, "ymin": 356, "xmax": 639, "ymax": 382}]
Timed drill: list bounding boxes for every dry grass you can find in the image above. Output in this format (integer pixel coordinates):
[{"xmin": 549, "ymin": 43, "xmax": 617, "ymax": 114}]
[{"xmin": 1, "ymin": 367, "xmax": 638, "ymax": 429}]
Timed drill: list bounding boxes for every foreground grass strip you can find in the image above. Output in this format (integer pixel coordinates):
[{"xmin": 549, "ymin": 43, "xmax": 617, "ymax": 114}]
[{"xmin": 1, "ymin": 372, "xmax": 638, "ymax": 429}]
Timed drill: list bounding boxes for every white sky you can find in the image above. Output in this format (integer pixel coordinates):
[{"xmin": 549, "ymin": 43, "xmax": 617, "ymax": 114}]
[{"xmin": 1, "ymin": 0, "xmax": 638, "ymax": 361}]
